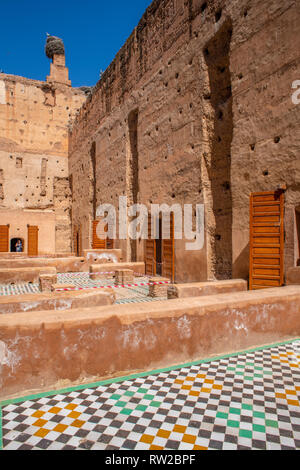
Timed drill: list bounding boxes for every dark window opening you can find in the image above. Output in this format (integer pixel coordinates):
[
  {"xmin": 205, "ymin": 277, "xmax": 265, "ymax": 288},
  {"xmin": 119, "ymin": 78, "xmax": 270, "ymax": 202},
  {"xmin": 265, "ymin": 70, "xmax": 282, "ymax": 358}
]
[{"xmin": 10, "ymin": 237, "xmax": 24, "ymax": 253}]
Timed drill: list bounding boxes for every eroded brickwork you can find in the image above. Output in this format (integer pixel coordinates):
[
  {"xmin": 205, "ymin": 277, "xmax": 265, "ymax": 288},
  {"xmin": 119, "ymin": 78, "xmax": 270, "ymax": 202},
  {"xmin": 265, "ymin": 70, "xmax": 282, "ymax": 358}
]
[
  {"xmin": 69, "ymin": 0, "xmax": 300, "ymax": 282},
  {"xmin": 0, "ymin": 43, "xmax": 86, "ymax": 254}
]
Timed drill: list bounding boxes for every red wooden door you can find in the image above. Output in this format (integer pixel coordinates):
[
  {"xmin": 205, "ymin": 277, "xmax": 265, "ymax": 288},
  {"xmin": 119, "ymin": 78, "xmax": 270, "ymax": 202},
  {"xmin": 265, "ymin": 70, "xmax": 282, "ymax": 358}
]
[
  {"xmin": 145, "ymin": 214, "xmax": 156, "ymax": 276},
  {"xmin": 92, "ymin": 220, "xmax": 106, "ymax": 249},
  {"xmin": 0, "ymin": 225, "xmax": 9, "ymax": 252},
  {"xmin": 27, "ymin": 225, "xmax": 39, "ymax": 256},
  {"xmin": 162, "ymin": 212, "xmax": 175, "ymax": 281},
  {"xmin": 249, "ymin": 190, "xmax": 284, "ymax": 290}
]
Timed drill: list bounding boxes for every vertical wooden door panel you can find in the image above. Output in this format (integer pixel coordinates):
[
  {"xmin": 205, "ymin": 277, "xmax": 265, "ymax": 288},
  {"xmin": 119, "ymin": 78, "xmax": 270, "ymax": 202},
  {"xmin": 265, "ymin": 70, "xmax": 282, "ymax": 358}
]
[
  {"xmin": 92, "ymin": 220, "xmax": 106, "ymax": 249},
  {"xmin": 145, "ymin": 215, "xmax": 156, "ymax": 276},
  {"xmin": 0, "ymin": 225, "xmax": 9, "ymax": 252},
  {"xmin": 249, "ymin": 190, "xmax": 284, "ymax": 290},
  {"xmin": 27, "ymin": 226, "xmax": 39, "ymax": 256},
  {"xmin": 162, "ymin": 212, "xmax": 175, "ymax": 281}
]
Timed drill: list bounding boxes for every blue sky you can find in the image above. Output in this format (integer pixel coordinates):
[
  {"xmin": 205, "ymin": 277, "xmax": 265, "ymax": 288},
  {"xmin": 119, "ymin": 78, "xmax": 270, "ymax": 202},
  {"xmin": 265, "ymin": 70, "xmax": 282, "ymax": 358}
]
[{"xmin": 0, "ymin": 0, "xmax": 153, "ymax": 87}]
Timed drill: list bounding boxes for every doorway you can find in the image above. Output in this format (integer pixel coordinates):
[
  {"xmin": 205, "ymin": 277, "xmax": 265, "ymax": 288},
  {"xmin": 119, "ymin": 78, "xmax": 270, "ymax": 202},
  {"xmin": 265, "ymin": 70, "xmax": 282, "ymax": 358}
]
[
  {"xmin": 145, "ymin": 213, "xmax": 175, "ymax": 281},
  {"xmin": 10, "ymin": 237, "xmax": 24, "ymax": 253}
]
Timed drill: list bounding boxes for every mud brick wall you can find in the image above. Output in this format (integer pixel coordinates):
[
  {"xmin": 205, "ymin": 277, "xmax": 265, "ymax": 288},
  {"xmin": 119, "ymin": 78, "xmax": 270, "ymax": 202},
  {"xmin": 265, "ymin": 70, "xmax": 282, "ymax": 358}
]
[
  {"xmin": 69, "ymin": 0, "xmax": 300, "ymax": 282},
  {"xmin": 0, "ymin": 73, "xmax": 86, "ymax": 254}
]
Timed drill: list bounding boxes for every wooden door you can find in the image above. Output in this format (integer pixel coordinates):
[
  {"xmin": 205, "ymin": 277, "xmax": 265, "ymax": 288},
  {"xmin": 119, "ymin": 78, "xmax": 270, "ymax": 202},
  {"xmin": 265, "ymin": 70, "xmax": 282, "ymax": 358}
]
[
  {"xmin": 0, "ymin": 225, "xmax": 9, "ymax": 252},
  {"xmin": 249, "ymin": 190, "xmax": 284, "ymax": 290},
  {"xmin": 92, "ymin": 220, "xmax": 106, "ymax": 249},
  {"xmin": 27, "ymin": 225, "xmax": 39, "ymax": 256},
  {"xmin": 145, "ymin": 214, "xmax": 156, "ymax": 276},
  {"xmin": 92, "ymin": 220, "xmax": 115, "ymax": 249},
  {"xmin": 162, "ymin": 212, "xmax": 175, "ymax": 281}
]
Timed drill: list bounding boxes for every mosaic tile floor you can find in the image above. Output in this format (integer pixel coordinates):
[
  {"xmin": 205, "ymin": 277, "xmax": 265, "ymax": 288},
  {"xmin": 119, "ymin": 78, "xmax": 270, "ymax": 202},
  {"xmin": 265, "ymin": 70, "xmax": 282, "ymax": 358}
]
[
  {"xmin": 0, "ymin": 273, "xmax": 167, "ymax": 305},
  {"xmin": 1, "ymin": 339, "xmax": 300, "ymax": 450}
]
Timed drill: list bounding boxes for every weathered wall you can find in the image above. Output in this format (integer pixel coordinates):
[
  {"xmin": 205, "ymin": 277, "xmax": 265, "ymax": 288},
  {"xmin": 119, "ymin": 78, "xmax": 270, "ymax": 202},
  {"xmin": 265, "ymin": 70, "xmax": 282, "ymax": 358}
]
[
  {"xmin": 0, "ymin": 285, "xmax": 300, "ymax": 400},
  {"xmin": 69, "ymin": 0, "xmax": 300, "ymax": 283},
  {"xmin": 0, "ymin": 69, "xmax": 86, "ymax": 254}
]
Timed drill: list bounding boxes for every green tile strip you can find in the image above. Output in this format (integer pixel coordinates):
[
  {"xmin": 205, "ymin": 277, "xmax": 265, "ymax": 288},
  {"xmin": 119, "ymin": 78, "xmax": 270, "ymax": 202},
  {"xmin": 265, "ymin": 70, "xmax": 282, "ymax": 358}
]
[
  {"xmin": 0, "ymin": 336, "xmax": 299, "ymax": 451},
  {"xmin": 0, "ymin": 407, "xmax": 2, "ymax": 451}
]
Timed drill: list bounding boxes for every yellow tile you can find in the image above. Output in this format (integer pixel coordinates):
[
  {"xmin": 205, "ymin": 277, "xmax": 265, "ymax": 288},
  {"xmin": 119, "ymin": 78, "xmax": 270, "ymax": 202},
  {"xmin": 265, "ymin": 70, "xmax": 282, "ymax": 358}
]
[
  {"xmin": 182, "ymin": 385, "xmax": 192, "ymax": 390},
  {"xmin": 33, "ymin": 418, "xmax": 48, "ymax": 428},
  {"xmin": 173, "ymin": 424, "xmax": 186, "ymax": 434},
  {"xmin": 32, "ymin": 410, "xmax": 45, "ymax": 418},
  {"xmin": 68, "ymin": 411, "xmax": 81, "ymax": 419},
  {"xmin": 34, "ymin": 428, "xmax": 50, "ymax": 438},
  {"xmin": 286, "ymin": 389, "xmax": 297, "ymax": 396},
  {"xmin": 193, "ymin": 445, "xmax": 208, "ymax": 450},
  {"xmin": 140, "ymin": 434, "xmax": 155, "ymax": 444},
  {"xmin": 201, "ymin": 387, "xmax": 211, "ymax": 394},
  {"xmin": 213, "ymin": 384, "xmax": 223, "ymax": 390},
  {"xmin": 65, "ymin": 403, "xmax": 77, "ymax": 410},
  {"xmin": 189, "ymin": 390, "xmax": 200, "ymax": 397},
  {"xmin": 71, "ymin": 419, "xmax": 85, "ymax": 428},
  {"xmin": 204, "ymin": 379, "xmax": 214, "ymax": 384},
  {"xmin": 197, "ymin": 374, "xmax": 206, "ymax": 379},
  {"xmin": 290, "ymin": 364, "xmax": 299, "ymax": 368},
  {"xmin": 53, "ymin": 423, "xmax": 68, "ymax": 433},
  {"xmin": 287, "ymin": 399, "xmax": 300, "ymax": 407},
  {"xmin": 49, "ymin": 407, "xmax": 62, "ymax": 414},
  {"xmin": 157, "ymin": 429, "xmax": 171, "ymax": 439},
  {"xmin": 150, "ymin": 445, "xmax": 164, "ymax": 450},
  {"xmin": 175, "ymin": 379, "xmax": 184, "ymax": 384},
  {"xmin": 186, "ymin": 377, "xmax": 195, "ymax": 382},
  {"xmin": 182, "ymin": 434, "xmax": 196, "ymax": 444},
  {"xmin": 275, "ymin": 393, "xmax": 286, "ymax": 400}
]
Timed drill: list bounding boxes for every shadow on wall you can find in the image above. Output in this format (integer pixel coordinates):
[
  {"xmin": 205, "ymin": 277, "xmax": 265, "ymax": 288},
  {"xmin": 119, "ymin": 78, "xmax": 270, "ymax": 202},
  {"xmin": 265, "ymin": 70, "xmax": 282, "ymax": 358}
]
[
  {"xmin": 204, "ymin": 18, "xmax": 233, "ymax": 280},
  {"xmin": 233, "ymin": 242, "xmax": 250, "ymax": 283}
]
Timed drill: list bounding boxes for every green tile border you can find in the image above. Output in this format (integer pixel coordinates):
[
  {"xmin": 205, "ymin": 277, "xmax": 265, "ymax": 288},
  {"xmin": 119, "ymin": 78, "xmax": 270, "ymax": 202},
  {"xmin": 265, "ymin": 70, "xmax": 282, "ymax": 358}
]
[{"xmin": 0, "ymin": 337, "xmax": 299, "ymax": 451}]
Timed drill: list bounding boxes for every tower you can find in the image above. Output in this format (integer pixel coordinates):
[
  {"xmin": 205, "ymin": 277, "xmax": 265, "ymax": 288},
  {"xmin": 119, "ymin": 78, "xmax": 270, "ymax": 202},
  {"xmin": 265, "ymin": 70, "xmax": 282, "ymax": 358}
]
[{"xmin": 45, "ymin": 35, "xmax": 71, "ymax": 86}]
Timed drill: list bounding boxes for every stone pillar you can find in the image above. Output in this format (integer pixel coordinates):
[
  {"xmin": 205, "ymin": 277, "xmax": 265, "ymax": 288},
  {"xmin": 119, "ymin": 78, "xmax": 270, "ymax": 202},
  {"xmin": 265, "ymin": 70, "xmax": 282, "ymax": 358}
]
[
  {"xmin": 39, "ymin": 273, "xmax": 57, "ymax": 292},
  {"xmin": 148, "ymin": 277, "xmax": 169, "ymax": 298},
  {"xmin": 114, "ymin": 269, "xmax": 134, "ymax": 286}
]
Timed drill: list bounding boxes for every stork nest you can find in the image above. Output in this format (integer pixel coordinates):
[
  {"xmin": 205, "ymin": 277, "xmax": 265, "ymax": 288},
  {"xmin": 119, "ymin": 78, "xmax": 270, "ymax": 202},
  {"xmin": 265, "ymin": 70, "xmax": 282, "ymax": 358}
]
[{"xmin": 45, "ymin": 36, "xmax": 65, "ymax": 59}]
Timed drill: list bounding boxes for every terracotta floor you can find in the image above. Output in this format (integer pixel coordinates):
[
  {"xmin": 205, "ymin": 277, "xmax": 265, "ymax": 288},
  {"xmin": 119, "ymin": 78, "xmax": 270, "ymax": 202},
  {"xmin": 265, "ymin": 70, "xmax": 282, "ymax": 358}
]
[{"xmin": 1, "ymin": 339, "xmax": 300, "ymax": 450}]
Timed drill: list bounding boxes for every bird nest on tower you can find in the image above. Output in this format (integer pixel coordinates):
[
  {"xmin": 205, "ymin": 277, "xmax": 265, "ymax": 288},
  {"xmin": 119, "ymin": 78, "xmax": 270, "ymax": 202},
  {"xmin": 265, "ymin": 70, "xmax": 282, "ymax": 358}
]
[{"xmin": 45, "ymin": 36, "xmax": 65, "ymax": 59}]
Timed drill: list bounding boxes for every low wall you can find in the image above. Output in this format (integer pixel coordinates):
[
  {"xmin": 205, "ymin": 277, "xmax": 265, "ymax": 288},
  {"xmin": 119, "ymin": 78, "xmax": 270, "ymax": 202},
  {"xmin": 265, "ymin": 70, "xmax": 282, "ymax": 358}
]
[
  {"xmin": 0, "ymin": 289, "xmax": 115, "ymax": 315},
  {"xmin": 0, "ymin": 257, "xmax": 88, "ymax": 273},
  {"xmin": 84, "ymin": 249, "xmax": 123, "ymax": 264},
  {"xmin": 0, "ymin": 286, "xmax": 300, "ymax": 400},
  {"xmin": 0, "ymin": 267, "xmax": 56, "ymax": 284},
  {"xmin": 90, "ymin": 262, "xmax": 145, "ymax": 276},
  {"xmin": 168, "ymin": 279, "xmax": 248, "ymax": 299}
]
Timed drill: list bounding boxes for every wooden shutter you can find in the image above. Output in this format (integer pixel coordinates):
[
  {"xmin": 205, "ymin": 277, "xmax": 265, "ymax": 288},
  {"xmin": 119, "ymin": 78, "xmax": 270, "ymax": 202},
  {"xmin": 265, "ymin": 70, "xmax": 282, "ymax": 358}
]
[
  {"xmin": 0, "ymin": 225, "xmax": 9, "ymax": 252},
  {"xmin": 92, "ymin": 220, "xmax": 106, "ymax": 249},
  {"xmin": 145, "ymin": 214, "xmax": 156, "ymax": 276},
  {"xmin": 162, "ymin": 212, "xmax": 175, "ymax": 281},
  {"xmin": 27, "ymin": 225, "xmax": 39, "ymax": 256},
  {"xmin": 249, "ymin": 190, "xmax": 284, "ymax": 290}
]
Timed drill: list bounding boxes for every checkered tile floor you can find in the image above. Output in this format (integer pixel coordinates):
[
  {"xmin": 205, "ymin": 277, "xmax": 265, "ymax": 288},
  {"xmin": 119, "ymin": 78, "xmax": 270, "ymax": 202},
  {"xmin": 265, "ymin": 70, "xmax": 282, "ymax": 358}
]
[
  {"xmin": 0, "ymin": 273, "xmax": 167, "ymax": 305},
  {"xmin": 1, "ymin": 339, "xmax": 300, "ymax": 450}
]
